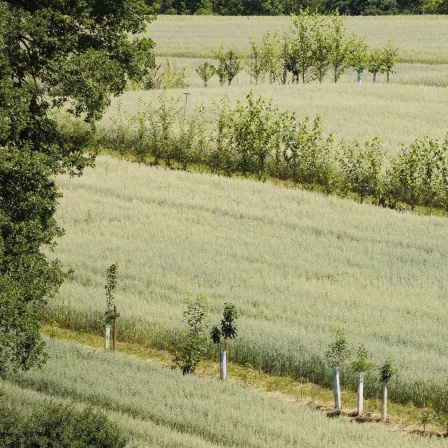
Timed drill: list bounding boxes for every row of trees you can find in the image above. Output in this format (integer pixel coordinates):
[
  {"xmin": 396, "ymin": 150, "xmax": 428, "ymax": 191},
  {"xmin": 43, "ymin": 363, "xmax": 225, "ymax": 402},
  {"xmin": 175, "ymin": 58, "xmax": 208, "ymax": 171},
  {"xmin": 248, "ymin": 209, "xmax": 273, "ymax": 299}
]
[
  {"xmin": 170, "ymin": 302, "xmax": 448, "ymax": 433},
  {"xmin": 326, "ymin": 330, "xmax": 396, "ymax": 420},
  {"xmin": 327, "ymin": 330, "xmax": 448, "ymax": 432},
  {"xmin": 194, "ymin": 11, "xmax": 398, "ymax": 87},
  {"xmin": 147, "ymin": 0, "xmax": 427, "ymax": 16},
  {"xmin": 99, "ymin": 91, "xmax": 448, "ymax": 213}
]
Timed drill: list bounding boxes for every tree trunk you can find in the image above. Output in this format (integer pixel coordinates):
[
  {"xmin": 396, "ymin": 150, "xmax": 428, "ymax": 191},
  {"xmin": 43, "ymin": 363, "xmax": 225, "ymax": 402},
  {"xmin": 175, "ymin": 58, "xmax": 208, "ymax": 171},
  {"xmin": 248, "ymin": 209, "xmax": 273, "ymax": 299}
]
[
  {"xmin": 333, "ymin": 367, "xmax": 341, "ymax": 409},
  {"xmin": 372, "ymin": 72, "xmax": 377, "ymax": 83},
  {"xmin": 357, "ymin": 70, "xmax": 362, "ymax": 84}
]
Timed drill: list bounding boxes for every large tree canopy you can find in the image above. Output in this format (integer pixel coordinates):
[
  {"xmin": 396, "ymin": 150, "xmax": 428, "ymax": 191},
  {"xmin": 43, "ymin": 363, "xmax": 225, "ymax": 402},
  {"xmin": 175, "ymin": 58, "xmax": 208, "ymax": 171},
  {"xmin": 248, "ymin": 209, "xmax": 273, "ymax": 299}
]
[{"xmin": 0, "ymin": 0, "xmax": 155, "ymax": 373}]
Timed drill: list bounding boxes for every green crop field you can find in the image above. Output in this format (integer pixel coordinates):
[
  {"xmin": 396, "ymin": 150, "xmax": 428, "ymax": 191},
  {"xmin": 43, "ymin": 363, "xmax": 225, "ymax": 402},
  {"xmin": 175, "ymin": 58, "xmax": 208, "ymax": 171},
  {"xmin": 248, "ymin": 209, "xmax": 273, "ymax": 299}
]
[
  {"xmin": 1, "ymin": 338, "xmax": 447, "ymax": 447},
  {"xmin": 46, "ymin": 156, "xmax": 448, "ymax": 410}
]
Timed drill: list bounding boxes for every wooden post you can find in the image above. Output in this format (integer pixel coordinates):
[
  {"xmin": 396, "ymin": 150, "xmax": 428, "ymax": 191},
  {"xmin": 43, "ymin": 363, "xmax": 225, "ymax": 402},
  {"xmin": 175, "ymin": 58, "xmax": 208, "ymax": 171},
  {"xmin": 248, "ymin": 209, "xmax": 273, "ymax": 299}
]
[
  {"xmin": 113, "ymin": 305, "xmax": 117, "ymax": 352},
  {"xmin": 183, "ymin": 92, "xmax": 190, "ymax": 124}
]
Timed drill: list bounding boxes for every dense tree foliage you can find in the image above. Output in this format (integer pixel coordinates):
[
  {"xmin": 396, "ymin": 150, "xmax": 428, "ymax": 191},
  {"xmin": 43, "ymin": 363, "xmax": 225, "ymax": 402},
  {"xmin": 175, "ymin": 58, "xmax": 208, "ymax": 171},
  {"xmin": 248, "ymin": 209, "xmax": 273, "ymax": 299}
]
[
  {"xmin": 0, "ymin": 399, "xmax": 128, "ymax": 447},
  {"xmin": 0, "ymin": 0, "xmax": 155, "ymax": 373},
  {"xmin": 423, "ymin": 0, "xmax": 448, "ymax": 13},
  {"xmin": 147, "ymin": 0, "xmax": 426, "ymax": 15}
]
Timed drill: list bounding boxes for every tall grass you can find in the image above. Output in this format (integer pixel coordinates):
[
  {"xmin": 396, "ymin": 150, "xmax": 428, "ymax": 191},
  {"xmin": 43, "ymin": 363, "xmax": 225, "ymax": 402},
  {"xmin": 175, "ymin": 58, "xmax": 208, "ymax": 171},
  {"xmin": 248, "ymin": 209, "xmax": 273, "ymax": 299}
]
[
  {"xmin": 2, "ymin": 339, "xmax": 447, "ymax": 447},
  {"xmin": 48, "ymin": 157, "xmax": 448, "ymax": 409}
]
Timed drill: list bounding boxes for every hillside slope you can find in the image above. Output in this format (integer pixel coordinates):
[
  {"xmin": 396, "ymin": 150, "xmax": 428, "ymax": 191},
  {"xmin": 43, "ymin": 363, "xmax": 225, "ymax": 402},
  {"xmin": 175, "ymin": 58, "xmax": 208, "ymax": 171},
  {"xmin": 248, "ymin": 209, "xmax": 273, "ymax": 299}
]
[{"xmin": 49, "ymin": 156, "xmax": 448, "ymax": 405}]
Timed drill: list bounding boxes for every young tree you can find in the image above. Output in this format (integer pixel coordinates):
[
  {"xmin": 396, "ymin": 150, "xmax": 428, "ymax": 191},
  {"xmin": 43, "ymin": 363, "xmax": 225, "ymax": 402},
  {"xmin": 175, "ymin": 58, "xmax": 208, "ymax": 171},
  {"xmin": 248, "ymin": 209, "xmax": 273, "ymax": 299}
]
[
  {"xmin": 0, "ymin": 0, "xmax": 155, "ymax": 374},
  {"xmin": 105, "ymin": 263, "xmax": 118, "ymax": 324},
  {"xmin": 367, "ymin": 48, "xmax": 384, "ymax": 84},
  {"xmin": 326, "ymin": 329, "xmax": 351, "ymax": 410},
  {"xmin": 328, "ymin": 15, "xmax": 356, "ymax": 83},
  {"xmin": 213, "ymin": 46, "xmax": 227, "ymax": 86},
  {"xmin": 223, "ymin": 50, "xmax": 242, "ymax": 86},
  {"xmin": 196, "ymin": 61, "xmax": 216, "ymax": 87},
  {"xmin": 348, "ymin": 36, "xmax": 368, "ymax": 83},
  {"xmin": 104, "ymin": 263, "xmax": 120, "ymax": 351},
  {"xmin": 338, "ymin": 137, "xmax": 385, "ymax": 204},
  {"xmin": 381, "ymin": 40, "xmax": 398, "ymax": 83},
  {"xmin": 213, "ymin": 47, "xmax": 241, "ymax": 86},
  {"xmin": 283, "ymin": 113, "xmax": 308, "ymax": 187},
  {"xmin": 174, "ymin": 296, "xmax": 209, "ymax": 375},
  {"xmin": 261, "ymin": 31, "xmax": 283, "ymax": 84},
  {"xmin": 288, "ymin": 10, "xmax": 316, "ymax": 84},
  {"xmin": 388, "ymin": 135, "xmax": 445, "ymax": 211},
  {"xmin": 283, "ymin": 114, "xmax": 336, "ymax": 192},
  {"xmin": 209, "ymin": 96, "xmax": 235, "ymax": 176},
  {"xmin": 310, "ymin": 15, "xmax": 332, "ymax": 83},
  {"xmin": 379, "ymin": 357, "xmax": 397, "ymax": 422},
  {"xmin": 440, "ymin": 133, "xmax": 448, "ymax": 212},
  {"xmin": 351, "ymin": 343, "xmax": 373, "ymax": 416},
  {"xmin": 210, "ymin": 302, "xmax": 239, "ymax": 379},
  {"xmin": 246, "ymin": 35, "xmax": 268, "ymax": 85},
  {"xmin": 230, "ymin": 92, "xmax": 280, "ymax": 180},
  {"xmin": 300, "ymin": 117, "xmax": 336, "ymax": 191}
]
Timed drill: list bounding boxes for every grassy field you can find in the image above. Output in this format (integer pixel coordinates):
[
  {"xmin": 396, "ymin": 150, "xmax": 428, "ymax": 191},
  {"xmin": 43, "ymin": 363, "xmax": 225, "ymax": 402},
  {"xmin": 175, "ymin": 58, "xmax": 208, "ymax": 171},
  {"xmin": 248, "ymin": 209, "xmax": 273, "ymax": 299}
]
[
  {"xmin": 2, "ymin": 338, "xmax": 447, "ymax": 447},
  {"xmin": 95, "ymin": 15, "xmax": 448, "ymax": 154},
  {"xmin": 144, "ymin": 15, "xmax": 448, "ymax": 64},
  {"xmin": 47, "ymin": 156, "xmax": 448, "ymax": 408}
]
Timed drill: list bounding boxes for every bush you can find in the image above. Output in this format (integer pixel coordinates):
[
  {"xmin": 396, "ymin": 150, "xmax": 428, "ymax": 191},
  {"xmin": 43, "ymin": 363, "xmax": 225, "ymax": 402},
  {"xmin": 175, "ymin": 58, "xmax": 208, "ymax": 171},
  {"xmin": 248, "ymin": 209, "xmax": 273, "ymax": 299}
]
[
  {"xmin": 0, "ymin": 400, "xmax": 128, "ymax": 448},
  {"xmin": 0, "ymin": 399, "xmax": 26, "ymax": 447}
]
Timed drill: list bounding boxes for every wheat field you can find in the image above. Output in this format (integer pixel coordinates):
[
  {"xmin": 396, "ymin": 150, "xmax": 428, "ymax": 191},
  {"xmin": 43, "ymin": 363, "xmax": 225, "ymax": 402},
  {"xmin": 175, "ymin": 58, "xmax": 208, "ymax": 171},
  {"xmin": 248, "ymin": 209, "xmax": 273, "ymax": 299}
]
[
  {"xmin": 47, "ymin": 156, "xmax": 448, "ymax": 407},
  {"xmin": 144, "ymin": 15, "xmax": 448, "ymax": 63},
  {"xmin": 2, "ymin": 339, "xmax": 447, "ymax": 447}
]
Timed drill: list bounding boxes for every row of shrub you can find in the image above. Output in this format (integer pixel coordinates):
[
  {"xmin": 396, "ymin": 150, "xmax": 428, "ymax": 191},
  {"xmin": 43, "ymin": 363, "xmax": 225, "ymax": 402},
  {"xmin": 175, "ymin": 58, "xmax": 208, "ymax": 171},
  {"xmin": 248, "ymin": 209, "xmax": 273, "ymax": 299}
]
[
  {"xmin": 88, "ymin": 91, "xmax": 448, "ymax": 214},
  {"xmin": 0, "ymin": 397, "xmax": 128, "ymax": 448}
]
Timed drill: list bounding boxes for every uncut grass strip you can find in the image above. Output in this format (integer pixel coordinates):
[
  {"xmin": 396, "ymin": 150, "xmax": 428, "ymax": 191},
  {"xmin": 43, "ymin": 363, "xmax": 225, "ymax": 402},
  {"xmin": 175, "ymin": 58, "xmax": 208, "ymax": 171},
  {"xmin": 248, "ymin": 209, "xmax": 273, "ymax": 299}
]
[{"xmin": 0, "ymin": 379, "xmax": 223, "ymax": 448}]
